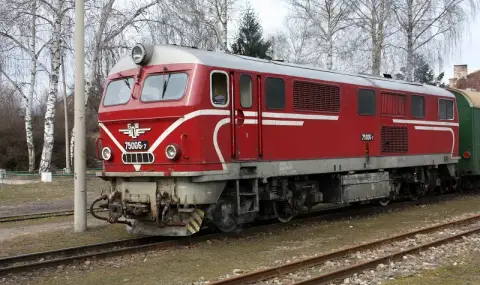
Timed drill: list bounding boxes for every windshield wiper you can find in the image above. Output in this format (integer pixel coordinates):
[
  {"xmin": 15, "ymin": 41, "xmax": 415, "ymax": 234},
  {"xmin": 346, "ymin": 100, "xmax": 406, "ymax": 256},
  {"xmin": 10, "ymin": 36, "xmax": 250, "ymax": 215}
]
[
  {"xmin": 161, "ymin": 67, "xmax": 171, "ymax": 99},
  {"xmin": 123, "ymin": 78, "xmax": 131, "ymax": 90}
]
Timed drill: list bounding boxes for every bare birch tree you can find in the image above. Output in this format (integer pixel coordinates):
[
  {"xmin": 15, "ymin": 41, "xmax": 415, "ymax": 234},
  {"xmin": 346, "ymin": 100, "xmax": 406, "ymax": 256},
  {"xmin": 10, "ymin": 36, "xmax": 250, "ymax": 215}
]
[
  {"xmin": 38, "ymin": 0, "xmax": 64, "ymax": 173},
  {"xmin": 25, "ymin": 0, "xmax": 37, "ymax": 172},
  {"xmin": 0, "ymin": 0, "xmax": 46, "ymax": 172},
  {"xmin": 205, "ymin": 0, "xmax": 237, "ymax": 51},
  {"xmin": 348, "ymin": 0, "xmax": 394, "ymax": 74},
  {"xmin": 392, "ymin": 0, "xmax": 479, "ymax": 81},
  {"xmin": 285, "ymin": 0, "xmax": 351, "ymax": 69},
  {"xmin": 272, "ymin": 15, "xmax": 321, "ymax": 65}
]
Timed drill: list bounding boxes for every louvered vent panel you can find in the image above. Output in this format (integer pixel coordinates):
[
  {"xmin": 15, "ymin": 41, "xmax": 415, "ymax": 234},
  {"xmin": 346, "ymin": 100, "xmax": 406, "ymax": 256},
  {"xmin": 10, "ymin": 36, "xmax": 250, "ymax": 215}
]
[
  {"xmin": 381, "ymin": 126, "xmax": 408, "ymax": 153},
  {"xmin": 122, "ymin": 152, "xmax": 155, "ymax": 164},
  {"xmin": 293, "ymin": 81, "xmax": 340, "ymax": 112},
  {"xmin": 381, "ymin": 93, "xmax": 406, "ymax": 116}
]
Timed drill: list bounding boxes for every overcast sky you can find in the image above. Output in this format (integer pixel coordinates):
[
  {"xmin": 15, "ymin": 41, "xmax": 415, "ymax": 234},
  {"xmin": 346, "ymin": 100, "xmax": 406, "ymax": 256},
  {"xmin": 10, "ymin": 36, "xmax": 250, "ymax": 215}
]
[{"xmin": 244, "ymin": 0, "xmax": 480, "ymax": 81}]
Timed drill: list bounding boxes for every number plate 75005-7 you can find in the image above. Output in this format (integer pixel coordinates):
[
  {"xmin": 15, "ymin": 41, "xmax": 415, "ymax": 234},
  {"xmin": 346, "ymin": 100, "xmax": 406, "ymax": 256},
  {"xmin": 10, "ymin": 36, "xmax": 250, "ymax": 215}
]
[{"xmin": 124, "ymin": 140, "xmax": 149, "ymax": 151}]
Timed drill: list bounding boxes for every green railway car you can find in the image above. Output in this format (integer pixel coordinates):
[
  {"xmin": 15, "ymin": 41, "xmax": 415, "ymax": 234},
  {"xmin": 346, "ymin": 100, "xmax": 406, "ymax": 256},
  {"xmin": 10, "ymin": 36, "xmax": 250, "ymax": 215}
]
[{"xmin": 448, "ymin": 88, "xmax": 480, "ymax": 189}]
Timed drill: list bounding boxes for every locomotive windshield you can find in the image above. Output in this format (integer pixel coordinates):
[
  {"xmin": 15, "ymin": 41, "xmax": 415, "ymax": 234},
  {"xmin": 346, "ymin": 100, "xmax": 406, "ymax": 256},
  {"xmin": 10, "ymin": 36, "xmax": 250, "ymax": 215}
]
[
  {"xmin": 141, "ymin": 73, "xmax": 188, "ymax": 102},
  {"xmin": 103, "ymin": 77, "xmax": 134, "ymax": 106}
]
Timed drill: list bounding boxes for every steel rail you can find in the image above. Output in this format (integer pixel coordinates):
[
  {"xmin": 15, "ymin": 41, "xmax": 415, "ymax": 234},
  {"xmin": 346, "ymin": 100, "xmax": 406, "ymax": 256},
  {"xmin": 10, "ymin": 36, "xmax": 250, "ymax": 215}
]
[
  {"xmin": 0, "ymin": 235, "xmax": 192, "ymax": 276},
  {"xmin": 0, "ymin": 192, "xmax": 471, "ymax": 277},
  {"xmin": 209, "ymin": 213, "xmax": 480, "ymax": 285},
  {"xmin": 0, "ymin": 208, "xmax": 106, "ymax": 223},
  {"xmin": 293, "ymin": 226, "xmax": 480, "ymax": 285}
]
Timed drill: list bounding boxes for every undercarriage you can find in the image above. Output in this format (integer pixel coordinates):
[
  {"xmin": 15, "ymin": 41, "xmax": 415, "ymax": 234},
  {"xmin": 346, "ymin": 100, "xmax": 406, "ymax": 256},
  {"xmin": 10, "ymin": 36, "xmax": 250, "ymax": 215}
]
[{"xmin": 91, "ymin": 164, "xmax": 458, "ymax": 236}]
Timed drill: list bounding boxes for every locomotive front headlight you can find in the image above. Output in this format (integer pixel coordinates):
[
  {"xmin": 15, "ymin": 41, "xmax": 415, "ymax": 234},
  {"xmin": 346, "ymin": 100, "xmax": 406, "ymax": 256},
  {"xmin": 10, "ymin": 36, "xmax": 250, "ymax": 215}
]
[
  {"xmin": 101, "ymin": 147, "xmax": 112, "ymax": 161},
  {"xmin": 131, "ymin": 44, "xmax": 146, "ymax": 64},
  {"xmin": 165, "ymin": 144, "xmax": 181, "ymax": 160},
  {"xmin": 131, "ymin": 43, "xmax": 153, "ymax": 65}
]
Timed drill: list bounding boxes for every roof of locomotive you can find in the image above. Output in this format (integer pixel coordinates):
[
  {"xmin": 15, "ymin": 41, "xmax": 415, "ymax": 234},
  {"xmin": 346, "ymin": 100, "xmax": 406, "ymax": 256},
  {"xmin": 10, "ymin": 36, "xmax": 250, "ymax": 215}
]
[
  {"xmin": 448, "ymin": 88, "xmax": 480, "ymax": 108},
  {"xmin": 109, "ymin": 44, "xmax": 455, "ymax": 98}
]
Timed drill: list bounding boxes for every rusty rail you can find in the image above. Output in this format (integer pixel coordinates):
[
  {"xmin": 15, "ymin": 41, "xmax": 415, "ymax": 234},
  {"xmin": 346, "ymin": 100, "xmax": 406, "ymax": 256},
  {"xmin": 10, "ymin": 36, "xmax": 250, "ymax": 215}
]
[
  {"xmin": 209, "ymin": 213, "xmax": 480, "ymax": 285},
  {"xmin": 0, "ymin": 235, "xmax": 195, "ymax": 276},
  {"xmin": 0, "ymin": 208, "xmax": 106, "ymax": 223}
]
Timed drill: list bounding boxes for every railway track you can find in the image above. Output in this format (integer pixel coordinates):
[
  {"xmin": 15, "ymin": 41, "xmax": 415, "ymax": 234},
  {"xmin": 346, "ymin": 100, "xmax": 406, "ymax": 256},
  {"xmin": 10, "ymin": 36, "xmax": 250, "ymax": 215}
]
[
  {"xmin": 0, "ymin": 192, "xmax": 473, "ymax": 277},
  {"xmin": 0, "ymin": 208, "xmax": 107, "ymax": 223},
  {"xmin": 209, "ymin": 213, "xmax": 480, "ymax": 285}
]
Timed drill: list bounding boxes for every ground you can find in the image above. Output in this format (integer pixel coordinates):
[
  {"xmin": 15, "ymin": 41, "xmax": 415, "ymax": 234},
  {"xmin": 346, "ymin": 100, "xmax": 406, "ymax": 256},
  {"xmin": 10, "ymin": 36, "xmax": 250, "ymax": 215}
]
[
  {"xmin": 1, "ymin": 194, "xmax": 480, "ymax": 285},
  {"xmin": 0, "ymin": 178, "xmax": 109, "ymax": 216},
  {"xmin": 382, "ymin": 252, "xmax": 480, "ymax": 285}
]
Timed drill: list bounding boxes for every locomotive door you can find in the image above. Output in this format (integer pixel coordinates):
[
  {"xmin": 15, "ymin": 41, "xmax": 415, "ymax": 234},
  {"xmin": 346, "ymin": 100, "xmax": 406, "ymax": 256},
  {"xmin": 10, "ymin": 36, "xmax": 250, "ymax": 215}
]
[{"xmin": 233, "ymin": 73, "xmax": 259, "ymax": 160}]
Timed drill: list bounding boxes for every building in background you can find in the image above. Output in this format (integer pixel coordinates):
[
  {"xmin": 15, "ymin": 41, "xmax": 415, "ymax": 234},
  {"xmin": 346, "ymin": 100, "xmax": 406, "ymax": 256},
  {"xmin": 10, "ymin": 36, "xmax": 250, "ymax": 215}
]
[{"xmin": 449, "ymin": 64, "xmax": 480, "ymax": 91}]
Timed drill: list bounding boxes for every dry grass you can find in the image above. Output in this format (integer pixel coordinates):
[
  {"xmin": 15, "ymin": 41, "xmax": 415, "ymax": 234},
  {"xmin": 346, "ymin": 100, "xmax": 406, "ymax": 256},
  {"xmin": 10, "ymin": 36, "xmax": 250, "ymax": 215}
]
[
  {"xmin": 0, "ymin": 178, "xmax": 109, "ymax": 205},
  {"xmin": 14, "ymin": 194, "xmax": 480, "ymax": 285}
]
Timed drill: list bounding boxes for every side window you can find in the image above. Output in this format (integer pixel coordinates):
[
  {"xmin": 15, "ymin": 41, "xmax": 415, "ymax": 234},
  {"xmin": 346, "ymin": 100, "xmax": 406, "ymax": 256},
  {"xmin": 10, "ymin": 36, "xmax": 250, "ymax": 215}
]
[
  {"xmin": 265, "ymin": 77, "xmax": 285, "ymax": 110},
  {"xmin": 240, "ymin": 75, "xmax": 252, "ymax": 108},
  {"xmin": 211, "ymin": 72, "xmax": 228, "ymax": 107},
  {"xmin": 439, "ymin": 99, "xmax": 454, "ymax": 120},
  {"xmin": 411, "ymin": 95, "xmax": 425, "ymax": 119},
  {"xmin": 358, "ymin": 89, "xmax": 376, "ymax": 115}
]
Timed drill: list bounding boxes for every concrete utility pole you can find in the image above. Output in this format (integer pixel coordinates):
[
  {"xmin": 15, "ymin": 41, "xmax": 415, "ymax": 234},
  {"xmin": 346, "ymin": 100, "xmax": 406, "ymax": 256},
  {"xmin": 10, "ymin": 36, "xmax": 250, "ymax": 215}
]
[
  {"xmin": 74, "ymin": 0, "xmax": 87, "ymax": 232},
  {"xmin": 61, "ymin": 54, "xmax": 71, "ymax": 174}
]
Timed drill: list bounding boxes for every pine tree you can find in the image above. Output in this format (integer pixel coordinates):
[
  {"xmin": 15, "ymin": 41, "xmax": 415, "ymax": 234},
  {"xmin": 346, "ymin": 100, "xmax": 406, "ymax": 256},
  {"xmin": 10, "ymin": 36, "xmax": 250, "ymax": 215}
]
[
  {"xmin": 231, "ymin": 6, "xmax": 272, "ymax": 59},
  {"xmin": 394, "ymin": 53, "xmax": 445, "ymax": 87}
]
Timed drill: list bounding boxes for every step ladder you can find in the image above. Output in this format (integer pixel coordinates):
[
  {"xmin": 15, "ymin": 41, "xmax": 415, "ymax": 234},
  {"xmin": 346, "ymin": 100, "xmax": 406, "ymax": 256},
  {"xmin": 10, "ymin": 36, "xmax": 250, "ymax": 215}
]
[{"xmin": 235, "ymin": 179, "xmax": 259, "ymax": 215}]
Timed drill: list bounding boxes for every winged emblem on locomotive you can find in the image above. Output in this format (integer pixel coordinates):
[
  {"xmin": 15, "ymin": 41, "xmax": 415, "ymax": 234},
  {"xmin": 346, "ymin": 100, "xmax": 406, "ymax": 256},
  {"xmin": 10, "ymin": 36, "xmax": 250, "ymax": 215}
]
[{"xmin": 119, "ymin": 123, "xmax": 151, "ymax": 139}]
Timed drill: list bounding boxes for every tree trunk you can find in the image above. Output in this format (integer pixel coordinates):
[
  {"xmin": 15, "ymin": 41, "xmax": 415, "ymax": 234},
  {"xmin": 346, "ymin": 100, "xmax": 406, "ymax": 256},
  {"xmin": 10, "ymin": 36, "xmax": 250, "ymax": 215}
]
[
  {"xmin": 405, "ymin": 0, "xmax": 414, "ymax": 81},
  {"xmin": 370, "ymin": 27, "xmax": 381, "ymax": 74},
  {"xmin": 222, "ymin": 0, "xmax": 228, "ymax": 51},
  {"xmin": 326, "ymin": 34, "xmax": 333, "ymax": 70},
  {"xmin": 38, "ymin": 0, "xmax": 62, "ymax": 173},
  {"xmin": 61, "ymin": 53, "xmax": 71, "ymax": 174},
  {"xmin": 26, "ymin": 0, "xmax": 37, "ymax": 172},
  {"xmin": 406, "ymin": 37, "xmax": 414, "ymax": 81}
]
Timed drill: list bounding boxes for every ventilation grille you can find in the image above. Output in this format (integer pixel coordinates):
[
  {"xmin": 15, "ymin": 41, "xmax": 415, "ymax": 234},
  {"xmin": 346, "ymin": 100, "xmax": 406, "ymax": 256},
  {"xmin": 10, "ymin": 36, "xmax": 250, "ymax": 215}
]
[
  {"xmin": 381, "ymin": 93, "xmax": 406, "ymax": 116},
  {"xmin": 381, "ymin": 126, "xmax": 408, "ymax": 153},
  {"xmin": 122, "ymin": 152, "xmax": 155, "ymax": 164},
  {"xmin": 293, "ymin": 81, "xmax": 340, "ymax": 112}
]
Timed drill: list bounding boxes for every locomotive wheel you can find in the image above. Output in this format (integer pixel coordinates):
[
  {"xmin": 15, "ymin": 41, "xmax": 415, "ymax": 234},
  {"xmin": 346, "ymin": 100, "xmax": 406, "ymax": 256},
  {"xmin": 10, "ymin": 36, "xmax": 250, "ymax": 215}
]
[
  {"xmin": 408, "ymin": 185, "xmax": 421, "ymax": 201},
  {"xmin": 378, "ymin": 198, "xmax": 390, "ymax": 206},
  {"xmin": 211, "ymin": 198, "xmax": 238, "ymax": 233},
  {"xmin": 273, "ymin": 200, "xmax": 295, "ymax": 223}
]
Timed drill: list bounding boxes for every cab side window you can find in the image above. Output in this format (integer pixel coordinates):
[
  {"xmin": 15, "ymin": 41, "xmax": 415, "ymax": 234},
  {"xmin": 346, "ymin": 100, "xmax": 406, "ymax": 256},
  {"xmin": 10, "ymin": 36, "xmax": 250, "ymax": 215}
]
[
  {"xmin": 411, "ymin": 95, "xmax": 425, "ymax": 119},
  {"xmin": 439, "ymin": 99, "xmax": 454, "ymax": 120},
  {"xmin": 240, "ymin": 75, "xmax": 253, "ymax": 108},
  {"xmin": 265, "ymin": 77, "xmax": 285, "ymax": 110},
  {"xmin": 211, "ymin": 72, "xmax": 229, "ymax": 107},
  {"xmin": 358, "ymin": 89, "xmax": 376, "ymax": 115}
]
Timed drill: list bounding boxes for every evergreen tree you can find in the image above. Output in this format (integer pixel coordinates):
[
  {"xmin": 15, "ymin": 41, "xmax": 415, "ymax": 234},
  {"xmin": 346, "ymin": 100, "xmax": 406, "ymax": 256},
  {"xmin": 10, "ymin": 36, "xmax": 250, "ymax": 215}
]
[
  {"xmin": 394, "ymin": 53, "xmax": 445, "ymax": 87},
  {"xmin": 231, "ymin": 7, "xmax": 272, "ymax": 59}
]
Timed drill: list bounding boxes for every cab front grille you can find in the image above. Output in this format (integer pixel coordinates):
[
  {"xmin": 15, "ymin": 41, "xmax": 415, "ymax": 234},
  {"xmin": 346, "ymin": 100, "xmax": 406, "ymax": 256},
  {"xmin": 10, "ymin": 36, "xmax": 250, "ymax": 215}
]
[{"xmin": 122, "ymin": 152, "xmax": 155, "ymax": 164}]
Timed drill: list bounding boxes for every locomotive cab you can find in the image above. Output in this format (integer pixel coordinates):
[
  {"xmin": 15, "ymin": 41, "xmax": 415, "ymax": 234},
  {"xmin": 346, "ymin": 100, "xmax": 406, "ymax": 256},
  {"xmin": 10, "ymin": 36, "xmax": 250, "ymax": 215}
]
[{"xmin": 94, "ymin": 44, "xmax": 233, "ymax": 236}]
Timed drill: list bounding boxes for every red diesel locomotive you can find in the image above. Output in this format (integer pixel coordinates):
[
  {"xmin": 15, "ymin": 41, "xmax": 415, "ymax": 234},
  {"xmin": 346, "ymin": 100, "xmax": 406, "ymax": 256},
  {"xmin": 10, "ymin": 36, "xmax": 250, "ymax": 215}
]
[{"xmin": 92, "ymin": 43, "xmax": 460, "ymax": 236}]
